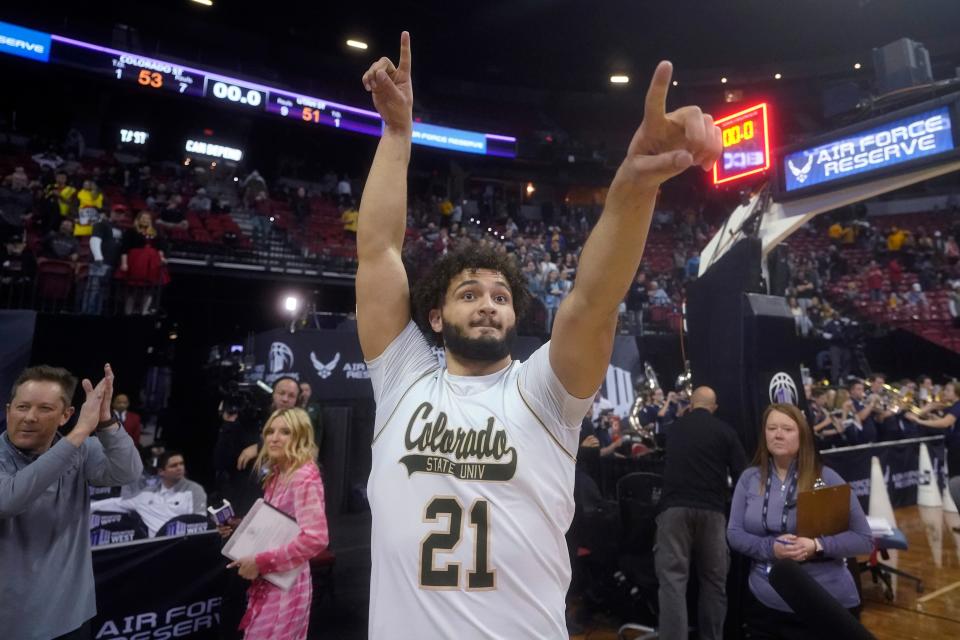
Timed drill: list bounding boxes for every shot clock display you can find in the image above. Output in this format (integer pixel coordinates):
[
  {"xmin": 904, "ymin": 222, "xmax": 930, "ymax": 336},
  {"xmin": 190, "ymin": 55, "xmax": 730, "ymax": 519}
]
[
  {"xmin": 712, "ymin": 102, "xmax": 771, "ymax": 186},
  {"xmin": 206, "ymin": 79, "xmax": 266, "ymax": 109},
  {"xmin": 0, "ymin": 20, "xmax": 517, "ymax": 158}
]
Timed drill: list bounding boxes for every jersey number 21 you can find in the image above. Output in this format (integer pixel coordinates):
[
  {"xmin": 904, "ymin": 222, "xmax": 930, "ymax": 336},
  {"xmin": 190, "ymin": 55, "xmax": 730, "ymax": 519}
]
[{"xmin": 420, "ymin": 497, "xmax": 495, "ymax": 590}]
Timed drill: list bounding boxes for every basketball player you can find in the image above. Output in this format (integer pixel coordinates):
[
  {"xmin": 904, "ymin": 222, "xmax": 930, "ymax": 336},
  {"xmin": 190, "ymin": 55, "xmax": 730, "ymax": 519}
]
[{"xmin": 357, "ymin": 32, "xmax": 721, "ymax": 637}]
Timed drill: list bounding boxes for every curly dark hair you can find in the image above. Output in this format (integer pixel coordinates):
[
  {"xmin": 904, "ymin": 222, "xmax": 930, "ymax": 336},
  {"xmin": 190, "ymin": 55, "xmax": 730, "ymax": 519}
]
[{"xmin": 410, "ymin": 245, "xmax": 532, "ymax": 347}]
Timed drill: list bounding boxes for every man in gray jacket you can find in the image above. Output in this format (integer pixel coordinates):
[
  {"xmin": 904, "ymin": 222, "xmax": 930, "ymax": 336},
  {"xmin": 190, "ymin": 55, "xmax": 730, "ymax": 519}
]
[{"xmin": 0, "ymin": 364, "xmax": 143, "ymax": 640}]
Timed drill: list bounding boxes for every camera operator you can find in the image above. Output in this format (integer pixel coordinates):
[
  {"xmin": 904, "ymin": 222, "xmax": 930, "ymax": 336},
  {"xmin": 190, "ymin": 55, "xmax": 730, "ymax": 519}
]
[
  {"xmin": 234, "ymin": 376, "xmax": 300, "ymax": 470},
  {"xmin": 212, "ymin": 400, "xmax": 262, "ymax": 516}
]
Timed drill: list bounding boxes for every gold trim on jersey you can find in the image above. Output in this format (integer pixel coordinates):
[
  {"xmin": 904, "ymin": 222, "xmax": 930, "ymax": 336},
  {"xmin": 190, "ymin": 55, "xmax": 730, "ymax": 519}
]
[
  {"xmin": 516, "ymin": 377, "xmax": 577, "ymax": 462},
  {"xmin": 372, "ymin": 369, "xmax": 437, "ymax": 445}
]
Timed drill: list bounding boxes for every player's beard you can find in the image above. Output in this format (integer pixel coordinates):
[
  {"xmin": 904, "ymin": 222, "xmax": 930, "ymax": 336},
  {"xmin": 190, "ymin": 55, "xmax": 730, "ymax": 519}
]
[{"xmin": 442, "ymin": 319, "xmax": 516, "ymax": 363}]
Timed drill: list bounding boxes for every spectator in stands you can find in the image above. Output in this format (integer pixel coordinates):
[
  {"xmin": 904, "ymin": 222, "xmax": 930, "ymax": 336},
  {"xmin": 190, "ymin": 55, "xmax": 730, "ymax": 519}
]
[
  {"xmin": 522, "ymin": 259, "xmax": 544, "ymax": 299},
  {"xmin": 543, "ymin": 269, "xmax": 565, "ymax": 332},
  {"xmin": 944, "ymin": 235, "xmax": 960, "ymax": 265},
  {"xmin": 0, "ymin": 173, "xmax": 33, "ymax": 241},
  {"xmin": 727, "ymin": 403, "xmax": 873, "ymax": 637},
  {"xmin": 653, "ymin": 207, "xmax": 674, "ymax": 230},
  {"xmin": 828, "ymin": 221, "xmax": 846, "ymax": 245},
  {"xmin": 0, "ymin": 235, "xmax": 36, "ymax": 284},
  {"xmin": 949, "ymin": 284, "xmax": 960, "ymax": 328},
  {"xmin": 188, "ymin": 187, "xmax": 212, "ymax": 214},
  {"xmin": 0, "ymin": 364, "xmax": 142, "ymax": 640},
  {"xmin": 242, "ymin": 170, "xmax": 268, "ymax": 206},
  {"xmin": 905, "ymin": 282, "xmax": 929, "ymax": 308},
  {"xmin": 290, "ymin": 186, "xmax": 309, "ymax": 223},
  {"xmin": 887, "ymin": 227, "xmax": 908, "ymax": 252},
  {"xmin": 648, "ymin": 279, "xmax": 670, "ymax": 306},
  {"xmin": 156, "ymin": 194, "xmax": 188, "ymax": 231},
  {"xmin": 81, "ymin": 204, "xmax": 127, "ymax": 314},
  {"xmin": 685, "ymin": 250, "xmax": 700, "ymax": 280},
  {"xmin": 341, "ymin": 201, "xmax": 359, "ymax": 235},
  {"xmin": 793, "ymin": 272, "xmax": 817, "ymax": 307},
  {"xmin": 866, "ymin": 262, "xmax": 884, "ymax": 302},
  {"xmin": 656, "ymin": 387, "xmax": 746, "ymax": 640},
  {"xmin": 53, "ymin": 172, "xmax": 77, "ymax": 220},
  {"xmin": 119, "ymin": 211, "xmax": 168, "ymax": 315},
  {"xmin": 75, "ymin": 180, "xmax": 104, "ymax": 237},
  {"xmin": 886, "ymin": 289, "xmax": 902, "ymax": 310},
  {"xmin": 337, "ymin": 173, "xmax": 353, "ymax": 206},
  {"xmin": 788, "ymin": 297, "xmax": 813, "ymax": 337},
  {"xmin": 888, "ymin": 257, "xmax": 903, "ymax": 290},
  {"xmin": 39, "ymin": 218, "xmax": 79, "ymax": 263},
  {"xmin": 227, "ymin": 408, "xmax": 328, "ymax": 640},
  {"xmin": 112, "ymin": 393, "xmax": 142, "ymax": 445},
  {"xmin": 93, "ymin": 450, "xmax": 207, "ymax": 537}
]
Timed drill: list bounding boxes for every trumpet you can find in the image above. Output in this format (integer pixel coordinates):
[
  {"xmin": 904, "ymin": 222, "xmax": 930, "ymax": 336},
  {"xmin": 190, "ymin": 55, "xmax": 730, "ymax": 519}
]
[{"xmin": 879, "ymin": 383, "xmax": 923, "ymax": 415}]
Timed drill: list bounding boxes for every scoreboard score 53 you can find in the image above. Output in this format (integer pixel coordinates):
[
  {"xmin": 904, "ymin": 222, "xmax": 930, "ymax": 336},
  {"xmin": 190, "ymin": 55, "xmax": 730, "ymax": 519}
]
[{"xmin": 712, "ymin": 102, "xmax": 771, "ymax": 186}]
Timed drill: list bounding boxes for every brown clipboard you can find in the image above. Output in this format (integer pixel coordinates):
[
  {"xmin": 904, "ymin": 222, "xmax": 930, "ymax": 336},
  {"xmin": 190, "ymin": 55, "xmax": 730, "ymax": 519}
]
[{"xmin": 796, "ymin": 484, "xmax": 851, "ymax": 538}]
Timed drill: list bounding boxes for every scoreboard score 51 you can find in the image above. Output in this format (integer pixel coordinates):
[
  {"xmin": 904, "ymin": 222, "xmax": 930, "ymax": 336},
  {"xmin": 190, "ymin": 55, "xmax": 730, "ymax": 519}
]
[{"xmin": 712, "ymin": 102, "xmax": 771, "ymax": 186}]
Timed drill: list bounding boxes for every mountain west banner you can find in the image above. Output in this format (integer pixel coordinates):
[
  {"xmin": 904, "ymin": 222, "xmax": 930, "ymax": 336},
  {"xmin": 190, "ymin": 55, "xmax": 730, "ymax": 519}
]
[{"xmin": 92, "ymin": 533, "xmax": 225, "ymax": 639}]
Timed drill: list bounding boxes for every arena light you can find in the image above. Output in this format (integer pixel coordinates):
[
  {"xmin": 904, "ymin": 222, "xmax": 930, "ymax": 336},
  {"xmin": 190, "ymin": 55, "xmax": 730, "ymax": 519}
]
[
  {"xmin": 854, "ymin": 62, "xmax": 862, "ymax": 70},
  {"xmin": 283, "ymin": 295, "xmax": 301, "ymax": 314},
  {"xmin": 721, "ymin": 77, "xmax": 728, "ymax": 84},
  {"xmin": 609, "ymin": 75, "xmax": 629, "ymax": 84},
  {"xmin": 346, "ymin": 39, "xmax": 368, "ymax": 50},
  {"xmin": 190, "ymin": 0, "xmax": 213, "ymax": 6},
  {"xmin": 526, "ymin": 182, "xmax": 536, "ymax": 196},
  {"xmin": 774, "ymin": 73, "xmax": 782, "ymax": 80},
  {"xmin": 672, "ymin": 80, "xmax": 678, "ymax": 87}
]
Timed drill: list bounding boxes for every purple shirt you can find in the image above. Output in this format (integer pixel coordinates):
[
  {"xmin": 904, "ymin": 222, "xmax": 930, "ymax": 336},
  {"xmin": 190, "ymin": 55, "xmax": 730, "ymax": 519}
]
[{"xmin": 727, "ymin": 464, "xmax": 873, "ymax": 612}]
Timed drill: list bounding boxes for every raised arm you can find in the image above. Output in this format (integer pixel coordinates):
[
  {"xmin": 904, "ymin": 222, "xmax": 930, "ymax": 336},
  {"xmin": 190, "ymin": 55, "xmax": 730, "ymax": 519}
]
[
  {"xmin": 356, "ymin": 31, "xmax": 414, "ymax": 360},
  {"xmin": 549, "ymin": 62, "xmax": 722, "ymax": 397}
]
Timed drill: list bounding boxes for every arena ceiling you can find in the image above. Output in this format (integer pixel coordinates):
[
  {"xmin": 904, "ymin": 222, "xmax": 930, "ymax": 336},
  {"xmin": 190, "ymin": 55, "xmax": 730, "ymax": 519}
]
[{"xmin": 12, "ymin": 0, "xmax": 960, "ymax": 94}]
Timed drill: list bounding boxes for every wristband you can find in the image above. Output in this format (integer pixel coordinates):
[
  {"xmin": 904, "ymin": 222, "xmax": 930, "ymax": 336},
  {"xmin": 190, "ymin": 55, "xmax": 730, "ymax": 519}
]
[{"xmin": 96, "ymin": 412, "xmax": 121, "ymax": 431}]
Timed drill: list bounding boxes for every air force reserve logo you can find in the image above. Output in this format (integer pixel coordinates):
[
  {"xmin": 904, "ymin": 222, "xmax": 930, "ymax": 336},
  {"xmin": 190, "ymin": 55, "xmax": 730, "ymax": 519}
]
[
  {"xmin": 268, "ymin": 342, "xmax": 294, "ymax": 374},
  {"xmin": 769, "ymin": 372, "xmax": 799, "ymax": 405},
  {"xmin": 310, "ymin": 352, "xmax": 341, "ymax": 379},
  {"xmin": 787, "ymin": 153, "xmax": 814, "ymax": 184}
]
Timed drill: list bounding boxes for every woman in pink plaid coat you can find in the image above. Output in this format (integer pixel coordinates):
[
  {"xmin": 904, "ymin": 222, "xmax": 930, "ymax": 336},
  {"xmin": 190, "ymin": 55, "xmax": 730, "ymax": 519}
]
[{"xmin": 228, "ymin": 407, "xmax": 329, "ymax": 640}]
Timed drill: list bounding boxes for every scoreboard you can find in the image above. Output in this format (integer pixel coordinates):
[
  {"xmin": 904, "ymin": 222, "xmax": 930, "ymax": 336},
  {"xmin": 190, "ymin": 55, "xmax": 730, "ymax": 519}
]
[
  {"xmin": 712, "ymin": 102, "xmax": 771, "ymax": 186},
  {"xmin": 0, "ymin": 20, "xmax": 517, "ymax": 158}
]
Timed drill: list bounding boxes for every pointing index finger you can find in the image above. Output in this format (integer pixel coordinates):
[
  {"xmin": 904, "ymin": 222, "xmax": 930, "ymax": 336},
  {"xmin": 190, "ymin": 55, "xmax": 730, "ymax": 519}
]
[
  {"xmin": 397, "ymin": 31, "xmax": 411, "ymax": 76},
  {"xmin": 644, "ymin": 60, "xmax": 673, "ymax": 120}
]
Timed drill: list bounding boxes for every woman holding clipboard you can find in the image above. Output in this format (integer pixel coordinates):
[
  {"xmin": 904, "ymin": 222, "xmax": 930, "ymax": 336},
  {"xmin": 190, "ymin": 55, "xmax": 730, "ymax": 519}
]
[
  {"xmin": 227, "ymin": 407, "xmax": 329, "ymax": 640},
  {"xmin": 727, "ymin": 403, "xmax": 873, "ymax": 639}
]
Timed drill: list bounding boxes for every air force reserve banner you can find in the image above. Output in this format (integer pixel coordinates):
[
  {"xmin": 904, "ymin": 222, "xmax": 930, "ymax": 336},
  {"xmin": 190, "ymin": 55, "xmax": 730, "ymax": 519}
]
[
  {"xmin": 782, "ymin": 104, "xmax": 955, "ymax": 195},
  {"xmin": 92, "ymin": 533, "xmax": 226, "ymax": 639}
]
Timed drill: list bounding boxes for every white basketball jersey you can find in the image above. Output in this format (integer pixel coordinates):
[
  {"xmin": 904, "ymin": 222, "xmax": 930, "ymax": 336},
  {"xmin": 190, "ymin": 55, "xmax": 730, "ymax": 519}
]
[{"xmin": 366, "ymin": 322, "xmax": 592, "ymax": 639}]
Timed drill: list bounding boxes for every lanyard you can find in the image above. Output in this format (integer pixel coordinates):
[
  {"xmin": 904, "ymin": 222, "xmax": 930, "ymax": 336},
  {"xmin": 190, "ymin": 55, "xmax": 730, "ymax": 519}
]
[{"xmin": 761, "ymin": 460, "xmax": 798, "ymax": 534}]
